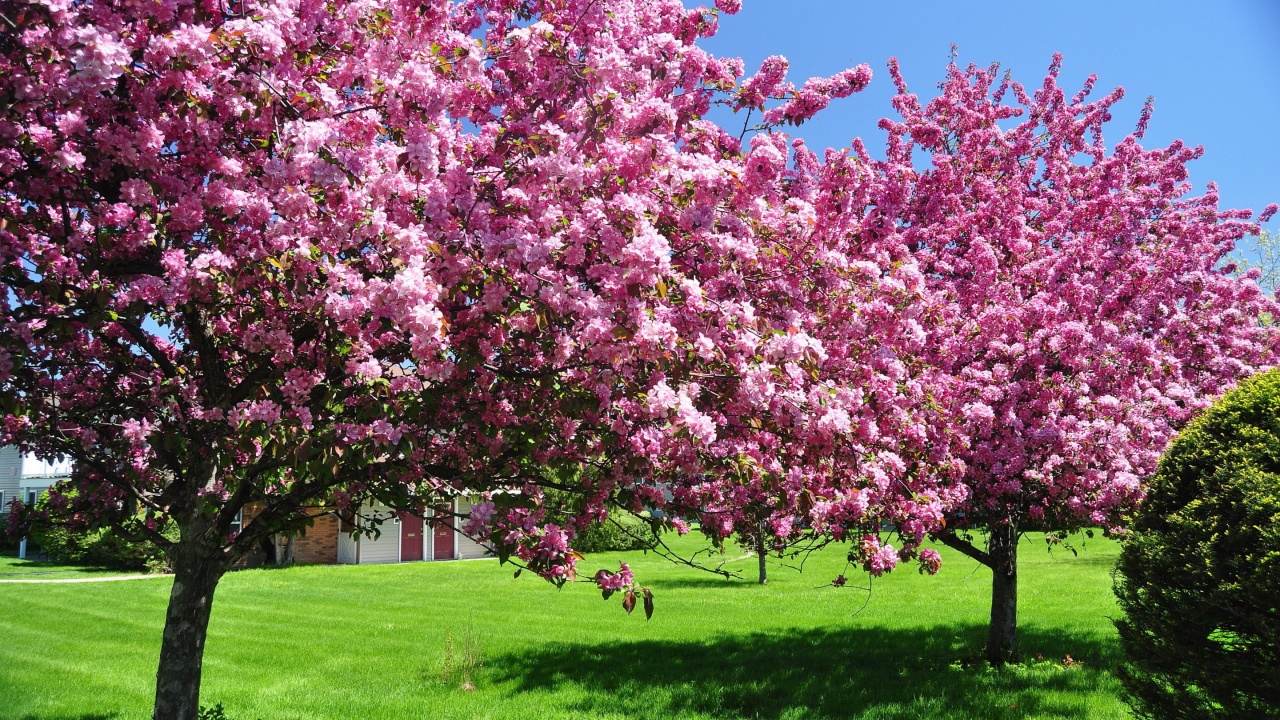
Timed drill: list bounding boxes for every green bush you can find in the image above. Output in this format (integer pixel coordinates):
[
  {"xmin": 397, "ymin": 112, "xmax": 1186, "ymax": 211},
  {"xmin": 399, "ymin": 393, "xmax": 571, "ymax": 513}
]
[
  {"xmin": 571, "ymin": 511, "xmax": 659, "ymax": 553},
  {"xmin": 31, "ymin": 524, "xmax": 170, "ymax": 572},
  {"xmin": 1114, "ymin": 368, "xmax": 1280, "ymax": 720}
]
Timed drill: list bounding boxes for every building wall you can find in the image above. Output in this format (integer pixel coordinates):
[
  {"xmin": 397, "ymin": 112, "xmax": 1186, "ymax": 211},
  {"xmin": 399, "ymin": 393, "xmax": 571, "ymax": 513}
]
[
  {"xmin": 0, "ymin": 447, "xmax": 495, "ymax": 567},
  {"xmin": 0, "ymin": 446, "xmax": 69, "ymax": 518},
  {"xmin": 19, "ymin": 454, "xmax": 72, "ymax": 485},
  {"xmin": 293, "ymin": 513, "xmax": 340, "ymax": 564},
  {"xmin": 354, "ymin": 503, "xmax": 401, "ymax": 564},
  {"xmin": 240, "ymin": 498, "xmax": 491, "ymax": 566},
  {"xmin": 337, "ymin": 518, "xmax": 358, "ymax": 564},
  {"xmin": 455, "ymin": 497, "xmax": 491, "ymax": 560},
  {"xmin": 236, "ymin": 504, "xmax": 340, "ymax": 566},
  {"xmin": 0, "ymin": 445, "xmax": 21, "ymax": 512}
]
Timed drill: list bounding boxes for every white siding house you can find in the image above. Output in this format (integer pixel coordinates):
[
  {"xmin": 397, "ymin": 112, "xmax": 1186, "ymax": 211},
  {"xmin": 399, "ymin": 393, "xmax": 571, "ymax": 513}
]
[
  {"xmin": 0, "ymin": 446, "xmax": 72, "ymax": 512},
  {"xmin": 1, "ymin": 446, "xmax": 74, "ymax": 558},
  {"xmin": 336, "ymin": 497, "xmax": 490, "ymax": 564},
  {"xmin": 0, "ymin": 445, "xmax": 20, "ymax": 514},
  {"xmin": 454, "ymin": 497, "xmax": 491, "ymax": 560}
]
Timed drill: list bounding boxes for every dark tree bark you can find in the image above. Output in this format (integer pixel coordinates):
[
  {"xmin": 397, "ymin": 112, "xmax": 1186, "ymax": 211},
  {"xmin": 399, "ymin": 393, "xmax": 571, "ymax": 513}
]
[
  {"xmin": 152, "ymin": 541, "xmax": 228, "ymax": 720},
  {"xmin": 756, "ymin": 539, "xmax": 768, "ymax": 585},
  {"xmin": 985, "ymin": 522, "xmax": 1020, "ymax": 664},
  {"xmin": 260, "ymin": 533, "xmax": 296, "ymax": 565},
  {"xmin": 935, "ymin": 523, "xmax": 1021, "ymax": 665}
]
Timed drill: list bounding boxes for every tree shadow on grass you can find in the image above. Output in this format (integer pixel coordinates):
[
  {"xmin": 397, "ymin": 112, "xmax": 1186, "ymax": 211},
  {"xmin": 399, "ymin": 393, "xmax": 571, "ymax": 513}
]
[
  {"xmin": 19, "ymin": 714, "xmax": 118, "ymax": 720},
  {"xmin": 647, "ymin": 577, "xmax": 765, "ymax": 591},
  {"xmin": 487, "ymin": 625, "xmax": 1125, "ymax": 720}
]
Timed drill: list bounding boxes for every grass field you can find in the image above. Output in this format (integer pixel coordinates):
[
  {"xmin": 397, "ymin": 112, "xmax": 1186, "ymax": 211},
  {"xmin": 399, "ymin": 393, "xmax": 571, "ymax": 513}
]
[{"xmin": 0, "ymin": 533, "xmax": 1130, "ymax": 720}]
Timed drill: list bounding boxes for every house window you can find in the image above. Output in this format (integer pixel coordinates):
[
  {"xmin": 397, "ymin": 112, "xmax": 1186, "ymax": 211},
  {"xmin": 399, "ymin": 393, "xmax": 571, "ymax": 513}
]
[
  {"xmin": 229, "ymin": 509, "xmax": 243, "ymax": 535},
  {"xmin": 25, "ymin": 489, "xmax": 39, "ymax": 507},
  {"xmin": 0, "ymin": 491, "xmax": 5, "ymax": 511}
]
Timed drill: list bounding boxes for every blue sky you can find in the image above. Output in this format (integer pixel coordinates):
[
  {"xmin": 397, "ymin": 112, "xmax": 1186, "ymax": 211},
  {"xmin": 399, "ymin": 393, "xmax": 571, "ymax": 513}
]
[{"xmin": 702, "ymin": 1, "xmax": 1280, "ymax": 247}]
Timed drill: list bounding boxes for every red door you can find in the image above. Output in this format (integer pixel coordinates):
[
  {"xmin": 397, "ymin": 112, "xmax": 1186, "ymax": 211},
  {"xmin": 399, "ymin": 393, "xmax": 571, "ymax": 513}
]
[
  {"xmin": 399, "ymin": 512, "xmax": 424, "ymax": 562},
  {"xmin": 432, "ymin": 501, "xmax": 455, "ymax": 560}
]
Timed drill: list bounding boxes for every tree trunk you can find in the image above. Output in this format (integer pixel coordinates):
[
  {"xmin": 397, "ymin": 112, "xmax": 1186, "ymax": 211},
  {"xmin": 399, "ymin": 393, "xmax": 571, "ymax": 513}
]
[
  {"xmin": 985, "ymin": 522, "xmax": 1019, "ymax": 664},
  {"xmin": 281, "ymin": 534, "xmax": 296, "ymax": 564},
  {"xmin": 755, "ymin": 523, "xmax": 767, "ymax": 585},
  {"xmin": 153, "ymin": 544, "xmax": 227, "ymax": 720}
]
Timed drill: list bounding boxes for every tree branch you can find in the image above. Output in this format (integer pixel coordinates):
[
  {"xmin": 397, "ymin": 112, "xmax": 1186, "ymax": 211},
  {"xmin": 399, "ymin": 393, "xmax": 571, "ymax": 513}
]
[
  {"xmin": 182, "ymin": 306, "xmax": 231, "ymax": 404},
  {"xmin": 933, "ymin": 528, "xmax": 992, "ymax": 567},
  {"xmin": 117, "ymin": 319, "xmax": 180, "ymax": 379}
]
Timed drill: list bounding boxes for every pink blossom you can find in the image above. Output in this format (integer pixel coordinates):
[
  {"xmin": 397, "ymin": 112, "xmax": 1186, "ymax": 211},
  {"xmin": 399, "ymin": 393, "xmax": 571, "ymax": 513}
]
[
  {"xmin": 119, "ymin": 180, "xmax": 155, "ymax": 207},
  {"xmin": 53, "ymin": 147, "xmax": 85, "ymax": 169},
  {"xmin": 593, "ymin": 562, "xmax": 635, "ymax": 591},
  {"xmin": 121, "ymin": 419, "xmax": 152, "ymax": 447},
  {"xmin": 646, "ymin": 380, "xmax": 678, "ymax": 414},
  {"xmin": 868, "ymin": 544, "xmax": 899, "ymax": 576},
  {"xmin": 918, "ymin": 548, "xmax": 942, "ymax": 575}
]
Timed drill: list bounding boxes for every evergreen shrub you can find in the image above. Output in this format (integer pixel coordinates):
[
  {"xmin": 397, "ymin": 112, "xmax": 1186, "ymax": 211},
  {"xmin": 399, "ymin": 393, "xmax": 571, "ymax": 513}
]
[{"xmin": 1114, "ymin": 369, "xmax": 1280, "ymax": 719}]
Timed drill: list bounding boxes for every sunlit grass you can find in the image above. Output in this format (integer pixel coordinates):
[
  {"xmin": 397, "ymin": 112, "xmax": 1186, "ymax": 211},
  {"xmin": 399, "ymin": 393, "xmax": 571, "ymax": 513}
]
[{"xmin": 0, "ymin": 533, "xmax": 1129, "ymax": 720}]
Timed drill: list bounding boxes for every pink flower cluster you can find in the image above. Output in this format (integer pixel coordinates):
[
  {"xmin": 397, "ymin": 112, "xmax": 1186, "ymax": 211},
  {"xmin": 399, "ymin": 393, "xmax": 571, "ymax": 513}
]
[{"xmin": 593, "ymin": 563, "xmax": 635, "ymax": 592}]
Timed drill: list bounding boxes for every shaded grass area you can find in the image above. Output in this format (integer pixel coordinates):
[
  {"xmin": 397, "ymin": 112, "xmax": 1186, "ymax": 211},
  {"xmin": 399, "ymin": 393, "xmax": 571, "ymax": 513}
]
[
  {"xmin": 0, "ymin": 553, "xmax": 145, "ymax": 579},
  {"xmin": 494, "ymin": 626, "xmax": 1121, "ymax": 720},
  {"xmin": 0, "ymin": 533, "xmax": 1129, "ymax": 720}
]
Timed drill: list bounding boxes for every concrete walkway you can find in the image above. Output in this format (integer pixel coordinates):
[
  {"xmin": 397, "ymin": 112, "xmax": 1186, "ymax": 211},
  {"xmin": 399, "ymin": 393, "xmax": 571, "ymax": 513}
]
[{"xmin": 0, "ymin": 573, "xmax": 173, "ymax": 584}]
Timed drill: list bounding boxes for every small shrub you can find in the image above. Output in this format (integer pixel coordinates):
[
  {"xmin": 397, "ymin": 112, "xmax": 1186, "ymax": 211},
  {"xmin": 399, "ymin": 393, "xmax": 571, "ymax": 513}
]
[
  {"xmin": 570, "ymin": 512, "xmax": 659, "ymax": 553},
  {"xmin": 198, "ymin": 701, "xmax": 260, "ymax": 720},
  {"xmin": 198, "ymin": 703, "xmax": 230, "ymax": 720},
  {"xmin": 1114, "ymin": 368, "xmax": 1280, "ymax": 720}
]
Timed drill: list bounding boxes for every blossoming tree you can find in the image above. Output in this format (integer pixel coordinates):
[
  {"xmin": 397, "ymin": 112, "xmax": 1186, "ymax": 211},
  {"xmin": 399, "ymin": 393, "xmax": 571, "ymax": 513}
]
[
  {"xmin": 874, "ymin": 56, "xmax": 1280, "ymax": 662},
  {"xmin": 658, "ymin": 127, "xmax": 967, "ymax": 585},
  {"xmin": 0, "ymin": 0, "xmax": 965, "ymax": 716}
]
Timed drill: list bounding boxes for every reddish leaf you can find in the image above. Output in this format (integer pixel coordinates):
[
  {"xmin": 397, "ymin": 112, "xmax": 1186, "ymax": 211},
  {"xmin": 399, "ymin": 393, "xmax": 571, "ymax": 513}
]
[
  {"xmin": 798, "ymin": 489, "xmax": 814, "ymax": 515},
  {"xmin": 622, "ymin": 591, "xmax": 636, "ymax": 614},
  {"xmin": 642, "ymin": 588, "xmax": 654, "ymax": 620}
]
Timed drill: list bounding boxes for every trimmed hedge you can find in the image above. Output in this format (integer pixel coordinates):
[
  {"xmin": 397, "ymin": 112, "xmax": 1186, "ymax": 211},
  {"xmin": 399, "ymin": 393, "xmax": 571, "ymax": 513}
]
[
  {"xmin": 1114, "ymin": 368, "xmax": 1280, "ymax": 720},
  {"xmin": 571, "ymin": 511, "xmax": 659, "ymax": 554},
  {"xmin": 30, "ymin": 524, "xmax": 171, "ymax": 573}
]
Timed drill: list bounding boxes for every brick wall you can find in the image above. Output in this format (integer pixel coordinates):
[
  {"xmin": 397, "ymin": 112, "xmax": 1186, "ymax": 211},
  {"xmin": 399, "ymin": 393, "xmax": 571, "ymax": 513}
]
[
  {"xmin": 235, "ymin": 504, "xmax": 339, "ymax": 566},
  {"xmin": 293, "ymin": 512, "xmax": 339, "ymax": 564}
]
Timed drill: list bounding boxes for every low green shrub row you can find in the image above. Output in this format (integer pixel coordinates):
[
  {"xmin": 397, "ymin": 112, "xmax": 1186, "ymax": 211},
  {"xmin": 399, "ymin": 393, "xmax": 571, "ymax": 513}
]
[
  {"xmin": 570, "ymin": 512, "xmax": 659, "ymax": 553},
  {"xmin": 31, "ymin": 524, "xmax": 171, "ymax": 573}
]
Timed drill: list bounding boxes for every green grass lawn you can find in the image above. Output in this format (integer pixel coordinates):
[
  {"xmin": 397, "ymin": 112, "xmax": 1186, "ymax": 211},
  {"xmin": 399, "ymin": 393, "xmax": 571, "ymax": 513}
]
[
  {"xmin": 0, "ymin": 553, "xmax": 147, "ymax": 580},
  {"xmin": 0, "ymin": 533, "xmax": 1129, "ymax": 720}
]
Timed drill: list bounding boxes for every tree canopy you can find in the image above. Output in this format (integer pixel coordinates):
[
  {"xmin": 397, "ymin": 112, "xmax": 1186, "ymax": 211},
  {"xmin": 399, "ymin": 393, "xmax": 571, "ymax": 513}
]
[{"xmin": 2, "ymin": 0, "xmax": 1276, "ymax": 715}]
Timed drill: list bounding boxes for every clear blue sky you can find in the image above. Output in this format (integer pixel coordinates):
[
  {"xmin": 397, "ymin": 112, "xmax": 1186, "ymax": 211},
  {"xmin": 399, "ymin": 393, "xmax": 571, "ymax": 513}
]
[{"xmin": 702, "ymin": 1, "xmax": 1280, "ymax": 247}]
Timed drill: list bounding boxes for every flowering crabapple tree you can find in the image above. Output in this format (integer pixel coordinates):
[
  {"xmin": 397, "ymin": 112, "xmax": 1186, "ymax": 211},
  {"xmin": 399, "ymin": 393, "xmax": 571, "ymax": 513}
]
[
  {"xmin": 658, "ymin": 126, "xmax": 969, "ymax": 587},
  {"xmin": 874, "ymin": 55, "xmax": 1280, "ymax": 663},
  {"xmin": 0, "ymin": 0, "xmax": 966, "ymax": 716}
]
